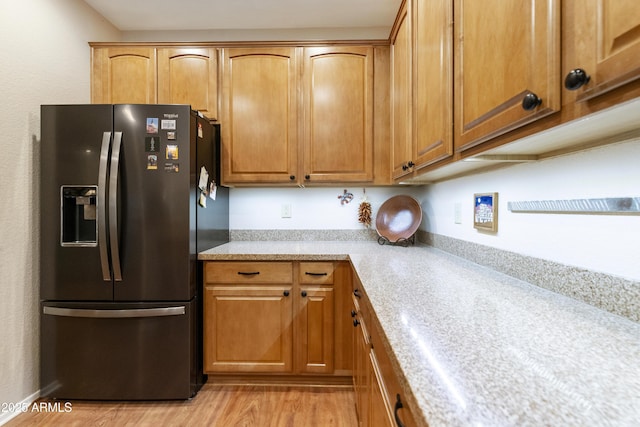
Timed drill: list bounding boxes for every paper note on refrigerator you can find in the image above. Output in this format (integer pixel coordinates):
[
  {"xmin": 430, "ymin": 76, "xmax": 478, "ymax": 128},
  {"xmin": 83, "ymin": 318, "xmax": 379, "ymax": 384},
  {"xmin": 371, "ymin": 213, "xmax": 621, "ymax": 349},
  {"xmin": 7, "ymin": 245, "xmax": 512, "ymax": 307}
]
[
  {"xmin": 198, "ymin": 166, "xmax": 209, "ymax": 191},
  {"xmin": 209, "ymin": 181, "xmax": 217, "ymax": 200}
]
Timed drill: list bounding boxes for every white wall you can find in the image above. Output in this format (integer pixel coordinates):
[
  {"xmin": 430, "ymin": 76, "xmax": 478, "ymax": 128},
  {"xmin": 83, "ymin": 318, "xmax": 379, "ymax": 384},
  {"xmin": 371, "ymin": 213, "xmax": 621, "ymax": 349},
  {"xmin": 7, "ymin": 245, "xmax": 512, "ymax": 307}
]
[
  {"xmin": 420, "ymin": 138, "xmax": 640, "ymax": 282},
  {"xmin": 122, "ymin": 27, "xmax": 391, "ymax": 42},
  {"xmin": 229, "ymin": 141, "xmax": 639, "ymax": 282},
  {"xmin": 229, "ymin": 187, "xmax": 420, "ymax": 230},
  {"xmin": 0, "ymin": 0, "xmax": 120, "ymax": 416}
]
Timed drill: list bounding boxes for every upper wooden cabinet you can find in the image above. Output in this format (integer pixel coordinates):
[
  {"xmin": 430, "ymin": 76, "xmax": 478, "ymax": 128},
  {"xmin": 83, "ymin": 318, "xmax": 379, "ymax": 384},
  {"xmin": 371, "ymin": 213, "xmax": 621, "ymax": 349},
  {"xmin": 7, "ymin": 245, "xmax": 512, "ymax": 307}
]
[
  {"xmin": 391, "ymin": 1, "xmax": 413, "ymax": 180},
  {"xmin": 157, "ymin": 47, "xmax": 218, "ymax": 119},
  {"xmin": 220, "ymin": 45, "xmax": 382, "ymax": 186},
  {"xmin": 412, "ymin": 0, "xmax": 453, "ymax": 169},
  {"xmin": 302, "ymin": 46, "xmax": 374, "ymax": 183},
  {"xmin": 92, "ymin": 47, "xmax": 157, "ymax": 104},
  {"xmin": 392, "ymin": 0, "xmax": 453, "ymax": 181},
  {"xmin": 563, "ymin": 0, "xmax": 640, "ymax": 103},
  {"xmin": 220, "ymin": 47, "xmax": 299, "ymax": 185},
  {"xmin": 91, "ymin": 45, "xmax": 218, "ymax": 119},
  {"xmin": 402, "ymin": 0, "xmax": 640, "ymax": 183},
  {"xmin": 454, "ymin": 0, "xmax": 561, "ymax": 152}
]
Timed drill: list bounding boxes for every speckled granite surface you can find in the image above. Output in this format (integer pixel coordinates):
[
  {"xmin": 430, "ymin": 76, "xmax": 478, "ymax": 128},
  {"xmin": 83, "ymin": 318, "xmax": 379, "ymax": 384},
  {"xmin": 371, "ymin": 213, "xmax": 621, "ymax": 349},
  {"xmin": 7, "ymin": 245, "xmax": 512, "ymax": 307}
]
[
  {"xmin": 421, "ymin": 231, "xmax": 640, "ymax": 322},
  {"xmin": 230, "ymin": 229, "xmax": 379, "ymax": 241},
  {"xmin": 199, "ymin": 242, "xmax": 640, "ymax": 427}
]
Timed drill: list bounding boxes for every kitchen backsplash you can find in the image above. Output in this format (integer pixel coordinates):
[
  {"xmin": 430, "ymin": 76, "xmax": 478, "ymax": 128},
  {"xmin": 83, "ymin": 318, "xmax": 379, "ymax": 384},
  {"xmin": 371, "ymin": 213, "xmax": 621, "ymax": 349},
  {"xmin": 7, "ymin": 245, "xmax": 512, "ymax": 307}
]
[
  {"xmin": 419, "ymin": 230, "xmax": 640, "ymax": 323},
  {"xmin": 231, "ymin": 229, "xmax": 379, "ymax": 241}
]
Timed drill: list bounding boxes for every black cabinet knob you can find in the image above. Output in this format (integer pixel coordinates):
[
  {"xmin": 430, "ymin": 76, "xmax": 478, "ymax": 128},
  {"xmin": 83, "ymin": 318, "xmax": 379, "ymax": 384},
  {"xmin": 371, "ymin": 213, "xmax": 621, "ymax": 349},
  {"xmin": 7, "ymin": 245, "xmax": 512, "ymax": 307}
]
[
  {"xmin": 301, "ymin": 290, "xmax": 307, "ymax": 297},
  {"xmin": 522, "ymin": 92, "xmax": 542, "ymax": 111},
  {"xmin": 283, "ymin": 290, "xmax": 290, "ymax": 297},
  {"xmin": 402, "ymin": 163, "xmax": 409, "ymax": 171},
  {"xmin": 353, "ymin": 318, "xmax": 360, "ymax": 327},
  {"xmin": 351, "ymin": 310, "xmax": 357, "ymax": 318},
  {"xmin": 304, "ymin": 174, "xmax": 310, "ymax": 180},
  {"xmin": 407, "ymin": 161, "xmax": 415, "ymax": 168},
  {"xmin": 564, "ymin": 68, "xmax": 590, "ymax": 90},
  {"xmin": 353, "ymin": 289, "xmax": 361, "ymax": 299},
  {"xmin": 289, "ymin": 175, "xmax": 295, "ymax": 180}
]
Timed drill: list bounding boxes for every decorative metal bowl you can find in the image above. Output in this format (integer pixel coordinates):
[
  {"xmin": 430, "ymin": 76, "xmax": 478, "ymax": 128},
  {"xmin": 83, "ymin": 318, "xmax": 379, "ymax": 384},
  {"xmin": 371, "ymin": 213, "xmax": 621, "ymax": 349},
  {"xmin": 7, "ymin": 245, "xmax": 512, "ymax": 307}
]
[{"xmin": 375, "ymin": 195, "xmax": 422, "ymax": 246}]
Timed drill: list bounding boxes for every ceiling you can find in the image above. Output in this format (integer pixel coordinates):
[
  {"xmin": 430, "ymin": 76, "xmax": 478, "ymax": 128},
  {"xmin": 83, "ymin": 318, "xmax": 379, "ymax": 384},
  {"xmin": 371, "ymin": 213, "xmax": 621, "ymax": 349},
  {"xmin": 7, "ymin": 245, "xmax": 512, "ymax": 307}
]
[{"xmin": 83, "ymin": 0, "xmax": 400, "ymax": 38}]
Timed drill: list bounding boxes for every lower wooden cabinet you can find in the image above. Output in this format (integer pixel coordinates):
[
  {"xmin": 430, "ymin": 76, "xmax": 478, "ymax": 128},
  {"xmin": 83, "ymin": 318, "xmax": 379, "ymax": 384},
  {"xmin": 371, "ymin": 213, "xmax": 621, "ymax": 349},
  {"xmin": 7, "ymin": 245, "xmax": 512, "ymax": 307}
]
[
  {"xmin": 204, "ymin": 260, "xmax": 419, "ymax": 422},
  {"xmin": 369, "ymin": 351, "xmax": 395, "ymax": 426},
  {"xmin": 353, "ymin": 297, "xmax": 371, "ymax": 426},
  {"xmin": 351, "ymin": 277, "xmax": 418, "ymax": 427},
  {"xmin": 298, "ymin": 286, "xmax": 334, "ymax": 373},
  {"xmin": 204, "ymin": 285, "xmax": 293, "ymax": 373},
  {"xmin": 203, "ymin": 261, "xmax": 351, "ymax": 377}
]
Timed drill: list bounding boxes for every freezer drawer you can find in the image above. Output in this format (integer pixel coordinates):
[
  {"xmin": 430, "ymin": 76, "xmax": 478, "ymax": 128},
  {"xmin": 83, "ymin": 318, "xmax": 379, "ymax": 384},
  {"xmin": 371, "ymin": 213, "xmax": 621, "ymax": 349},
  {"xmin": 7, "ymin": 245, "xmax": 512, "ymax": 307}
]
[{"xmin": 41, "ymin": 300, "xmax": 198, "ymax": 400}]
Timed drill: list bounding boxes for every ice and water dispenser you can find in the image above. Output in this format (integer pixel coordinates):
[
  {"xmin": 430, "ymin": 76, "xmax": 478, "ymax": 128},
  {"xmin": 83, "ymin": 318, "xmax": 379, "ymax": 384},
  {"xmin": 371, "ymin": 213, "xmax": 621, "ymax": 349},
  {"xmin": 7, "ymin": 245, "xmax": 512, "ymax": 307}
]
[{"xmin": 61, "ymin": 186, "xmax": 97, "ymax": 246}]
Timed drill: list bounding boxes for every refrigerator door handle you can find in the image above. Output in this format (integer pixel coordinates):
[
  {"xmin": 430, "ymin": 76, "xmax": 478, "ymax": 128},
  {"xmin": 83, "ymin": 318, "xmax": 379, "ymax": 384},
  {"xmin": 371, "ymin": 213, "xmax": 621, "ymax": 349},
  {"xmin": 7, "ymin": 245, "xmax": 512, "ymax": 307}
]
[
  {"xmin": 109, "ymin": 131, "xmax": 123, "ymax": 281},
  {"xmin": 43, "ymin": 306, "xmax": 185, "ymax": 318},
  {"xmin": 98, "ymin": 131, "xmax": 112, "ymax": 281}
]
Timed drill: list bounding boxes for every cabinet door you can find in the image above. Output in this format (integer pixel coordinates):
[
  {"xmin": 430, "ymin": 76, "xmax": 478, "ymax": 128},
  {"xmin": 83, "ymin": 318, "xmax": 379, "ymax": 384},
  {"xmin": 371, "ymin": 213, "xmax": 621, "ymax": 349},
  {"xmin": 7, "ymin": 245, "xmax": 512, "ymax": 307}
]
[
  {"xmin": 157, "ymin": 47, "xmax": 218, "ymax": 119},
  {"xmin": 369, "ymin": 351, "xmax": 395, "ymax": 427},
  {"xmin": 91, "ymin": 47, "xmax": 156, "ymax": 104},
  {"xmin": 352, "ymin": 296, "xmax": 370, "ymax": 426},
  {"xmin": 204, "ymin": 286, "xmax": 293, "ymax": 373},
  {"xmin": 370, "ymin": 317, "xmax": 418, "ymax": 427},
  {"xmin": 413, "ymin": 0, "xmax": 453, "ymax": 168},
  {"xmin": 454, "ymin": 0, "xmax": 560, "ymax": 151},
  {"xmin": 391, "ymin": 1, "xmax": 413, "ymax": 179},
  {"xmin": 220, "ymin": 48, "xmax": 299, "ymax": 185},
  {"xmin": 564, "ymin": 0, "xmax": 640, "ymax": 102},
  {"xmin": 297, "ymin": 286, "xmax": 334, "ymax": 374},
  {"xmin": 302, "ymin": 47, "xmax": 373, "ymax": 183}
]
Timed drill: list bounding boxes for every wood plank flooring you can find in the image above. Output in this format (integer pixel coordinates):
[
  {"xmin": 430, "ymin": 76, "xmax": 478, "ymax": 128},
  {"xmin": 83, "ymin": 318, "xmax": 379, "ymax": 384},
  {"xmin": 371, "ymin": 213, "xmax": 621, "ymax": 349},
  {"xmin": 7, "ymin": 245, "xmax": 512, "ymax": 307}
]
[{"xmin": 5, "ymin": 384, "xmax": 358, "ymax": 427}]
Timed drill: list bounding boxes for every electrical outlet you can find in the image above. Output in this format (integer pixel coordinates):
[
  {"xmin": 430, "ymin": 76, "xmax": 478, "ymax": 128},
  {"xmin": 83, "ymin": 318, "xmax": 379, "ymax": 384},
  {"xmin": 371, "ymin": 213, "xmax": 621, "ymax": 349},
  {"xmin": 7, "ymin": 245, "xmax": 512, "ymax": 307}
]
[
  {"xmin": 454, "ymin": 202, "xmax": 462, "ymax": 224},
  {"xmin": 281, "ymin": 204, "xmax": 292, "ymax": 218}
]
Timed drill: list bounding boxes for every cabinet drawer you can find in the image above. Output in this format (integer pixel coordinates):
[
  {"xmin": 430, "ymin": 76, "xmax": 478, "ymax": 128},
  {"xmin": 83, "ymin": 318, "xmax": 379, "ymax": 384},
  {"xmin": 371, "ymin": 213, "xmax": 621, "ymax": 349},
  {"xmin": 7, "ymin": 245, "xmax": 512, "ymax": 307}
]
[
  {"xmin": 299, "ymin": 262, "xmax": 334, "ymax": 284},
  {"xmin": 205, "ymin": 262, "xmax": 292, "ymax": 284}
]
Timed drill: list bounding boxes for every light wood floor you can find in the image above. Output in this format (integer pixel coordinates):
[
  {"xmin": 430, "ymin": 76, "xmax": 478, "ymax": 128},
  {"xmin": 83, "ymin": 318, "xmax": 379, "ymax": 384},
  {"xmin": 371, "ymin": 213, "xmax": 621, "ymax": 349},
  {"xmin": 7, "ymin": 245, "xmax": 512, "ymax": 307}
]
[{"xmin": 6, "ymin": 384, "xmax": 358, "ymax": 426}]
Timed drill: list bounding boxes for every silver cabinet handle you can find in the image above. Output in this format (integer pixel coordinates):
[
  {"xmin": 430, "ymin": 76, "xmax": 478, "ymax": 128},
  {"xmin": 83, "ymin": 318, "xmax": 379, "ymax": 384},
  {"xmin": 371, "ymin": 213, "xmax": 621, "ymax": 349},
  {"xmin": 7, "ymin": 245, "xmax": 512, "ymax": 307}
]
[
  {"xmin": 109, "ymin": 132, "xmax": 123, "ymax": 281},
  {"xmin": 98, "ymin": 132, "xmax": 112, "ymax": 281},
  {"xmin": 43, "ymin": 306, "xmax": 185, "ymax": 318}
]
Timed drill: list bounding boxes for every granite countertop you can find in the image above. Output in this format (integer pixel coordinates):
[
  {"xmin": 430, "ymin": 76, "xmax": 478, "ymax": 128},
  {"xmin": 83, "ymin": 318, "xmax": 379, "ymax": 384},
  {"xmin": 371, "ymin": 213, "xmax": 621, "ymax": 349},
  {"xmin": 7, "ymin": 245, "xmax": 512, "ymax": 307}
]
[{"xmin": 199, "ymin": 241, "xmax": 640, "ymax": 426}]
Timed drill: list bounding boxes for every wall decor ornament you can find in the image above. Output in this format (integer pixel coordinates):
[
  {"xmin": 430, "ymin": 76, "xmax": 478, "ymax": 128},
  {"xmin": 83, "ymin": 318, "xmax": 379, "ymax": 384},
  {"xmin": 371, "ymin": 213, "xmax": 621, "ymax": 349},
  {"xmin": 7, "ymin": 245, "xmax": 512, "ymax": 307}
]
[
  {"xmin": 357, "ymin": 188, "xmax": 372, "ymax": 228},
  {"xmin": 474, "ymin": 193, "xmax": 498, "ymax": 232},
  {"xmin": 338, "ymin": 189, "xmax": 354, "ymax": 205}
]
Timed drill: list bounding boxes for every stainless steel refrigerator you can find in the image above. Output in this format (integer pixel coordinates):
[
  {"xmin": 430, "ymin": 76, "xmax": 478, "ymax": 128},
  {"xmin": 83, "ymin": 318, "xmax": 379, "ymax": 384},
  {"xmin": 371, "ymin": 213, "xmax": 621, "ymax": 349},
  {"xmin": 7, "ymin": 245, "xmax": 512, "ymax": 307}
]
[{"xmin": 40, "ymin": 104, "xmax": 228, "ymax": 400}]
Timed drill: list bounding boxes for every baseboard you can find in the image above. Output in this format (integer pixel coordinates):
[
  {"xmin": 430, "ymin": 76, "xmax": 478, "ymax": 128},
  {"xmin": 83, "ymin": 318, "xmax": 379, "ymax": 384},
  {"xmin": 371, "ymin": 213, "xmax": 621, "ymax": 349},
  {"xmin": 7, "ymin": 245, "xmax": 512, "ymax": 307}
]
[{"xmin": 0, "ymin": 389, "xmax": 40, "ymax": 426}]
